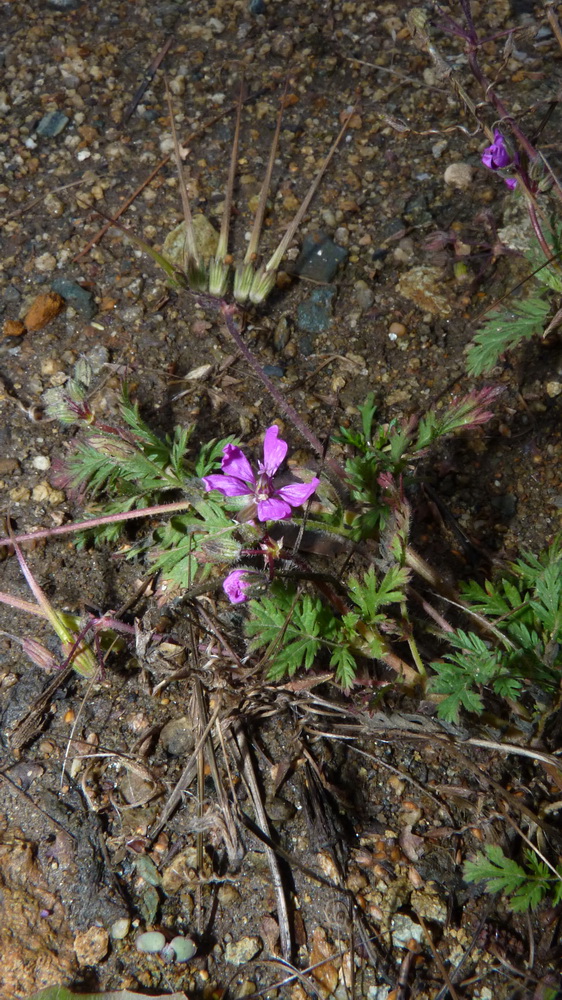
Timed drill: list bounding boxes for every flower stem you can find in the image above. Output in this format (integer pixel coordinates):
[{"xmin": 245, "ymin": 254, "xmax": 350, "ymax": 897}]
[
  {"xmin": 0, "ymin": 500, "xmax": 192, "ymax": 549},
  {"xmin": 219, "ymin": 302, "xmax": 345, "ymax": 480}
]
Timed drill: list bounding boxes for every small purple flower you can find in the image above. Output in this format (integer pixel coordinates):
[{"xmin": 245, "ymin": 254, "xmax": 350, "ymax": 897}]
[
  {"xmin": 202, "ymin": 425, "xmax": 320, "ymax": 522},
  {"xmin": 223, "ymin": 568, "xmax": 253, "ymax": 604},
  {"xmin": 481, "ymin": 130, "xmax": 518, "ymax": 188}
]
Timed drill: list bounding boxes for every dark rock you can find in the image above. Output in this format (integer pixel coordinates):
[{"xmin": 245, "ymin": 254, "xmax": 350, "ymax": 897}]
[
  {"xmin": 51, "ymin": 278, "xmax": 96, "ymax": 319},
  {"xmin": 296, "ymin": 286, "xmax": 337, "ymax": 334},
  {"xmin": 293, "ymin": 232, "xmax": 348, "ymax": 283}
]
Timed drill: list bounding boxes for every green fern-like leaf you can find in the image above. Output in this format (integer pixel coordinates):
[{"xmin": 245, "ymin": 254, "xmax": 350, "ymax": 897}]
[
  {"xmin": 330, "ymin": 645, "xmax": 358, "ymax": 687},
  {"xmin": 194, "ymin": 435, "xmax": 239, "ymax": 477},
  {"xmin": 429, "ymin": 630, "xmax": 504, "ymax": 722},
  {"xmin": 466, "ymin": 295, "xmax": 550, "ymax": 376},
  {"xmin": 245, "ymin": 586, "xmax": 337, "ymax": 678},
  {"xmin": 347, "ymin": 566, "xmax": 408, "ymax": 622},
  {"xmin": 464, "ymin": 844, "xmax": 559, "ymax": 912}
]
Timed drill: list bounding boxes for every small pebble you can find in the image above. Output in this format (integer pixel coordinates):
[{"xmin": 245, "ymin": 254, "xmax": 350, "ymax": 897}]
[
  {"xmin": 271, "ymin": 33, "xmax": 293, "ymax": 59},
  {"xmin": 432, "ymin": 139, "xmax": 448, "ymax": 159},
  {"xmin": 31, "ymin": 455, "xmax": 51, "ymax": 471},
  {"xmin": 73, "ymin": 926, "xmax": 109, "ymax": 965},
  {"xmin": 3, "ymin": 319, "xmax": 26, "ymax": 338},
  {"xmin": 273, "ymin": 315, "xmax": 291, "ymax": 352},
  {"xmin": 160, "ymin": 717, "xmax": 195, "ymax": 757},
  {"xmin": 391, "ymin": 913, "xmax": 423, "ymax": 948},
  {"xmin": 36, "ymin": 111, "xmax": 69, "ymax": 137},
  {"xmin": 545, "ymin": 381, "xmax": 562, "ymax": 398},
  {"xmin": 444, "ymin": 162, "xmax": 474, "ymax": 190},
  {"xmin": 353, "ymin": 280, "xmax": 374, "ymax": 312},
  {"xmin": 51, "ymin": 278, "xmax": 96, "ymax": 319},
  {"xmin": 296, "ymin": 287, "xmax": 337, "ymax": 334},
  {"xmin": 225, "ymin": 936, "xmax": 262, "ymax": 965},
  {"xmin": 110, "ymin": 917, "xmax": 131, "ymax": 940},
  {"xmin": 0, "ymin": 458, "xmax": 20, "ymax": 475},
  {"xmin": 35, "ymin": 253, "xmax": 57, "ymax": 273},
  {"xmin": 24, "ymin": 292, "xmax": 65, "ymax": 332},
  {"xmin": 44, "ymin": 194, "xmax": 65, "ymax": 217}
]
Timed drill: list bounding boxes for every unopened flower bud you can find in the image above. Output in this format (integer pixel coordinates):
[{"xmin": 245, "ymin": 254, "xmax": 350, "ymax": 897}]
[{"xmin": 21, "ymin": 637, "xmax": 60, "ymax": 671}]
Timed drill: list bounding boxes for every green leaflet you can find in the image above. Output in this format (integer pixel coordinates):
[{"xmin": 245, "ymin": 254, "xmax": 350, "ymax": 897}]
[
  {"xmin": 464, "ymin": 844, "xmax": 562, "ymax": 912},
  {"xmin": 466, "ymin": 295, "xmax": 550, "ymax": 376}
]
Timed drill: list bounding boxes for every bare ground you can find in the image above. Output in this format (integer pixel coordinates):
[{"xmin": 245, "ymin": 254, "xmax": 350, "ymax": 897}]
[{"xmin": 1, "ymin": 1, "xmax": 562, "ymax": 998}]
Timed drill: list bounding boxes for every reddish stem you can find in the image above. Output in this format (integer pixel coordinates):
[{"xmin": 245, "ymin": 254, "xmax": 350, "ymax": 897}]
[{"xmin": 0, "ymin": 500, "xmax": 191, "ymax": 549}]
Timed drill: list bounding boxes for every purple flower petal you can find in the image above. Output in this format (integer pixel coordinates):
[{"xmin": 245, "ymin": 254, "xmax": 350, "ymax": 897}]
[
  {"xmin": 504, "ymin": 177, "xmax": 518, "ymax": 190},
  {"xmin": 223, "ymin": 569, "xmax": 251, "ymax": 604},
  {"xmin": 202, "ymin": 473, "xmax": 251, "ymax": 497},
  {"xmin": 276, "ymin": 478, "xmax": 320, "ymax": 508},
  {"xmin": 221, "ymin": 444, "xmax": 255, "ymax": 485},
  {"xmin": 257, "ymin": 496, "xmax": 292, "ymax": 521},
  {"xmin": 260, "ymin": 425, "xmax": 288, "ymax": 477},
  {"xmin": 481, "ymin": 130, "xmax": 514, "ymax": 171}
]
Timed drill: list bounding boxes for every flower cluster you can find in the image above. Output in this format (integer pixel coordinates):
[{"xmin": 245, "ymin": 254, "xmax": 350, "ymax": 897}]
[
  {"xmin": 481, "ymin": 130, "xmax": 518, "ymax": 190},
  {"xmin": 202, "ymin": 425, "xmax": 320, "ymax": 603}
]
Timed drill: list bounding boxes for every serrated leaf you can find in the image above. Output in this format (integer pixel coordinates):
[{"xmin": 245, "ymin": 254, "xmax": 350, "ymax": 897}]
[
  {"xmin": 347, "ymin": 565, "xmax": 408, "ymax": 621},
  {"xmin": 330, "ymin": 645, "xmax": 358, "ymax": 687},
  {"xmin": 466, "ymin": 295, "xmax": 551, "ymax": 376},
  {"xmin": 464, "ymin": 844, "xmax": 555, "ymax": 911}
]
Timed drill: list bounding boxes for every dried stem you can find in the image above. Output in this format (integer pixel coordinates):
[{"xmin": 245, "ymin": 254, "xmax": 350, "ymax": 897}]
[
  {"xmin": 243, "ymin": 85, "xmax": 287, "ymax": 266},
  {"xmin": 164, "ymin": 77, "xmax": 206, "ymax": 289},
  {"xmin": 219, "ymin": 302, "xmax": 344, "ymax": 478},
  {"xmin": 209, "ymin": 81, "xmax": 244, "ymax": 297}
]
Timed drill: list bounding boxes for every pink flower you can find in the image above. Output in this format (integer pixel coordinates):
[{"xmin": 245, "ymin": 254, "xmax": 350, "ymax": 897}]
[
  {"xmin": 223, "ymin": 569, "xmax": 253, "ymax": 604},
  {"xmin": 202, "ymin": 425, "xmax": 319, "ymax": 522}
]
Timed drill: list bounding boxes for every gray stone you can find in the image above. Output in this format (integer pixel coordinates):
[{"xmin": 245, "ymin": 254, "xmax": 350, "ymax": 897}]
[
  {"xmin": 36, "ymin": 111, "xmax": 69, "ymax": 138},
  {"xmin": 51, "ymin": 278, "xmax": 96, "ymax": 319},
  {"xmin": 296, "ymin": 286, "xmax": 336, "ymax": 334},
  {"xmin": 160, "ymin": 716, "xmax": 195, "ymax": 756},
  {"xmin": 391, "ymin": 913, "xmax": 424, "ymax": 948},
  {"xmin": 353, "ymin": 280, "xmax": 374, "ymax": 312}
]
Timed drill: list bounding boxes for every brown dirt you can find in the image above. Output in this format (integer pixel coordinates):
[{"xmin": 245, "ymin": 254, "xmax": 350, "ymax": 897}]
[{"xmin": 1, "ymin": 1, "xmax": 562, "ymax": 998}]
